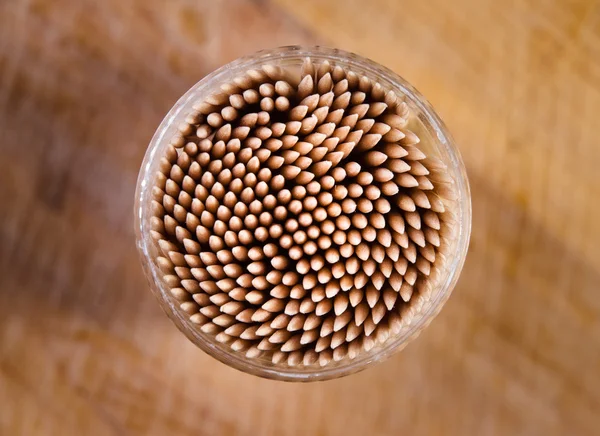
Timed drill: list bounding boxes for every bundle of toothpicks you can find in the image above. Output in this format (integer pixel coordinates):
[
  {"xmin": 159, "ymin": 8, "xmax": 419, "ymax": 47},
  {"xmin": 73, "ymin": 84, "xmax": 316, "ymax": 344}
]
[{"xmin": 149, "ymin": 57, "xmax": 457, "ymax": 368}]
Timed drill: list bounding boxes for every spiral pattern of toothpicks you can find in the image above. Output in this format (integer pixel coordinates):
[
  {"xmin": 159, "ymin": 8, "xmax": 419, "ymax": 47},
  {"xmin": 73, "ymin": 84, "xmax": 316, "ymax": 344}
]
[{"xmin": 148, "ymin": 57, "xmax": 458, "ymax": 367}]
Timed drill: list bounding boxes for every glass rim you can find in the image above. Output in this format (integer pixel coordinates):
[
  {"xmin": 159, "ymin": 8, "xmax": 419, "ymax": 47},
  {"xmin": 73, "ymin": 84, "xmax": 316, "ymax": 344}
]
[{"xmin": 134, "ymin": 45, "xmax": 472, "ymax": 381}]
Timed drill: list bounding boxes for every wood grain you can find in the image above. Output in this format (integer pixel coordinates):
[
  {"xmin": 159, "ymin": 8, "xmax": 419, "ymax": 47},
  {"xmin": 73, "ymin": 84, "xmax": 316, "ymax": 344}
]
[{"xmin": 1, "ymin": 0, "xmax": 599, "ymax": 434}]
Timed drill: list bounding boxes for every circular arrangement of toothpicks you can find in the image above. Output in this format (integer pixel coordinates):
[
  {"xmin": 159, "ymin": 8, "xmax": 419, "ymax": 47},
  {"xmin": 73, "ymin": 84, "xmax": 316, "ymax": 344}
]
[{"xmin": 148, "ymin": 57, "xmax": 458, "ymax": 368}]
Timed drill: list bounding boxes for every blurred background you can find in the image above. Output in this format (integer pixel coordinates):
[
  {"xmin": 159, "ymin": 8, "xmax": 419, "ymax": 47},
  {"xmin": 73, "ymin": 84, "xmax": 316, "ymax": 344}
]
[{"xmin": 1, "ymin": 0, "xmax": 599, "ymax": 435}]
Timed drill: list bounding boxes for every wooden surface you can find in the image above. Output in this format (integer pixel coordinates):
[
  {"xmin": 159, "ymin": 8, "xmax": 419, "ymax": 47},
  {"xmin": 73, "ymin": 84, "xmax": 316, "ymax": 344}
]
[{"xmin": 1, "ymin": 0, "xmax": 599, "ymax": 434}]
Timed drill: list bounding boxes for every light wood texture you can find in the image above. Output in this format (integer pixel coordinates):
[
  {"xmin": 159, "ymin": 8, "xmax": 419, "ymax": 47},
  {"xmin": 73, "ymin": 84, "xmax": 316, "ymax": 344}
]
[{"xmin": 0, "ymin": 0, "xmax": 599, "ymax": 435}]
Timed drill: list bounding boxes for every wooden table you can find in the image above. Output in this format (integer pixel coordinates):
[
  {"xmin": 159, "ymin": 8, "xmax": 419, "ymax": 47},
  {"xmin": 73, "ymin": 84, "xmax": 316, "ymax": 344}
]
[{"xmin": 1, "ymin": 0, "xmax": 599, "ymax": 434}]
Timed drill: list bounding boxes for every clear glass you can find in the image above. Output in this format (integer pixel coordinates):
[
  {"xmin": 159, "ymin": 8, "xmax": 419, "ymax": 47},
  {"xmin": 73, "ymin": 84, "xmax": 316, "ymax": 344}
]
[{"xmin": 134, "ymin": 46, "xmax": 471, "ymax": 381}]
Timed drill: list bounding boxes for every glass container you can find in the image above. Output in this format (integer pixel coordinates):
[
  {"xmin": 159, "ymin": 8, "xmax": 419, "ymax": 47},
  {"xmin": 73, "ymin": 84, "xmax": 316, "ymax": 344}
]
[{"xmin": 134, "ymin": 46, "xmax": 471, "ymax": 381}]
